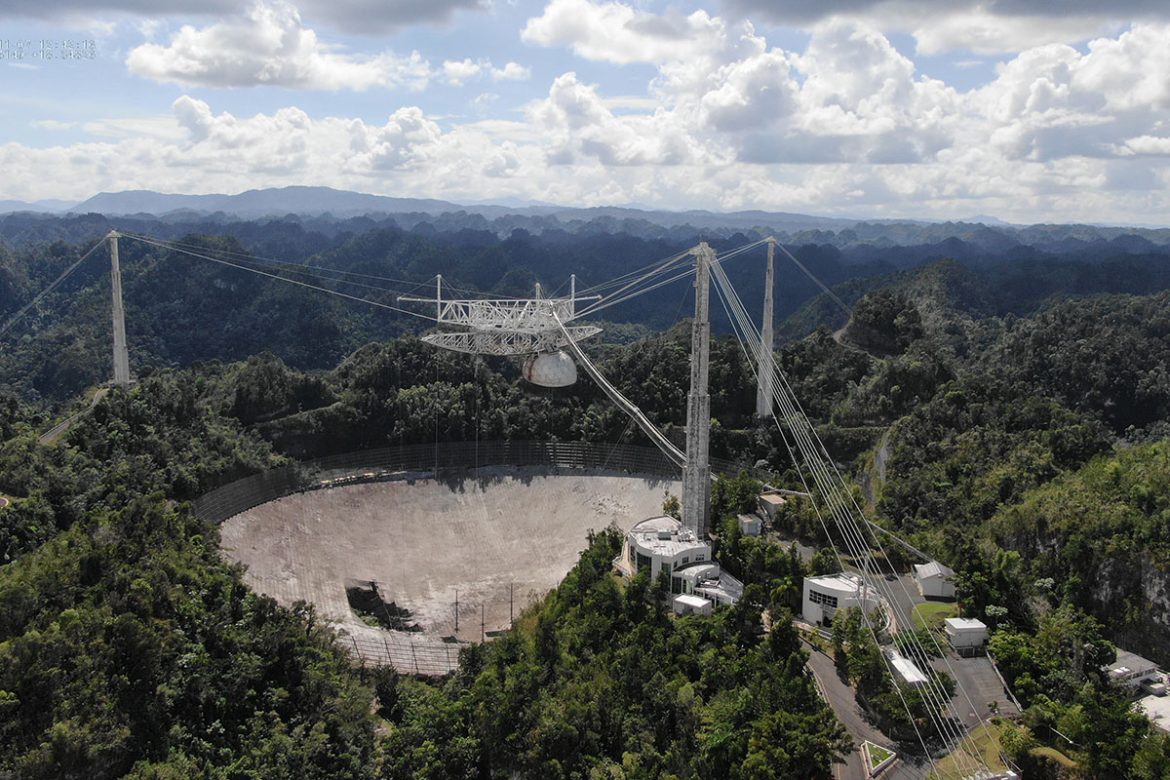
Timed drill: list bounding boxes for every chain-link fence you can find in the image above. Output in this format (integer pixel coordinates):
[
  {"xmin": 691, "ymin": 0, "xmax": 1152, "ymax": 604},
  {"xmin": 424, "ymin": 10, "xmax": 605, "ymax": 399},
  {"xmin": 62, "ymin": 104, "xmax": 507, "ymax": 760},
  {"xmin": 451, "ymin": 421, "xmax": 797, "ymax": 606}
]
[
  {"xmin": 194, "ymin": 440, "xmax": 749, "ymax": 525},
  {"xmin": 335, "ymin": 622, "xmax": 464, "ymax": 676}
]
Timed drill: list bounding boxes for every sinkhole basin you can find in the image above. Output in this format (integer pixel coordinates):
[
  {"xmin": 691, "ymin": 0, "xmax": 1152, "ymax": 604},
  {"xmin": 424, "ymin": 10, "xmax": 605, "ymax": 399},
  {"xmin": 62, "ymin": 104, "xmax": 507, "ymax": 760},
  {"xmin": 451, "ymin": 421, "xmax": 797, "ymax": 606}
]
[{"xmin": 219, "ymin": 467, "xmax": 678, "ymax": 671}]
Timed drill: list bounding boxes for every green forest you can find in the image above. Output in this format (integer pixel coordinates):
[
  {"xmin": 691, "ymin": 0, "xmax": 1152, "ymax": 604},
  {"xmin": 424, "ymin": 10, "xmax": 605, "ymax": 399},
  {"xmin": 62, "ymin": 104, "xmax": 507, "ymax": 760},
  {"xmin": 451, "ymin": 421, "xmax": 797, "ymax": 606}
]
[{"xmin": 3, "ymin": 223, "xmax": 1170, "ymax": 778}]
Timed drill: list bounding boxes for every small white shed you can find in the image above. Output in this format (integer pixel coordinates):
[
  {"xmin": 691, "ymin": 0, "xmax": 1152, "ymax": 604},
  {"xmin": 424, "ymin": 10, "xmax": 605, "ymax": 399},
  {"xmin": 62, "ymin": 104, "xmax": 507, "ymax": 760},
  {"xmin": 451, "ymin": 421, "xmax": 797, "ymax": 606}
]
[
  {"xmin": 758, "ymin": 493, "xmax": 785, "ymax": 522},
  {"xmin": 914, "ymin": 561, "xmax": 956, "ymax": 599},
  {"xmin": 673, "ymin": 594, "xmax": 713, "ymax": 616},
  {"xmin": 738, "ymin": 513, "xmax": 762, "ymax": 536},
  {"xmin": 944, "ymin": 617, "xmax": 988, "ymax": 650},
  {"xmin": 887, "ymin": 650, "xmax": 928, "ymax": 688}
]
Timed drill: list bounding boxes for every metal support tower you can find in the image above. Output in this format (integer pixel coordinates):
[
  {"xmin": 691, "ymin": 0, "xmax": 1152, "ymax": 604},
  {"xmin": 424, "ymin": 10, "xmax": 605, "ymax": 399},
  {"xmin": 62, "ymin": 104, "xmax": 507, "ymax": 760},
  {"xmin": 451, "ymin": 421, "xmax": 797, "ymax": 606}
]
[
  {"xmin": 108, "ymin": 230, "xmax": 131, "ymax": 387},
  {"xmin": 756, "ymin": 238, "xmax": 776, "ymax": 418},
  {"xmin": 682, "ymin": 242, "xmax": 714, "ymax": 538}
]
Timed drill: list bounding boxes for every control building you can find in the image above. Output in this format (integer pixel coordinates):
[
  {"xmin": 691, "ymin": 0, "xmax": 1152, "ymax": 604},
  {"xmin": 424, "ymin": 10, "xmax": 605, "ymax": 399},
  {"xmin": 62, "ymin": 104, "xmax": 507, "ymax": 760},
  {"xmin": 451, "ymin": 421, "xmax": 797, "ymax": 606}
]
[
  {"xmin": 616, "ymin": 516, "xmax": 743, "ymax": 609},
  {"xmin": 802, "ymin": 572, "xmax": 880, "ymax": 627}
]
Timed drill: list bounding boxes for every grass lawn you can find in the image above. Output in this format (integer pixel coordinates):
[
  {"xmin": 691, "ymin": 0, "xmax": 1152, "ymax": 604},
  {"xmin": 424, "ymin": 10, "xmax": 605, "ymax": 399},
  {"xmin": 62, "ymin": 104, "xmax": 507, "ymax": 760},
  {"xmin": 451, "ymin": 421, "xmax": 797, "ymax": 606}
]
[
  {"xmin": 1031, "ymin": 746, "xmax": 1079, "ymax": 769},
  {"xmin": 796, "ymin": 624, "xmax": 832, "ymax": 654},
  {"xmin": 912, "ymin": 601, "xmax": 959, "ymax": 633},
  {"xmin": 930, "ymin": 719, "xmax": 1012, "ymax": 779},
  {"xmin": 862, "ymin": 740, "xmax": 895, "ymax": 773}
]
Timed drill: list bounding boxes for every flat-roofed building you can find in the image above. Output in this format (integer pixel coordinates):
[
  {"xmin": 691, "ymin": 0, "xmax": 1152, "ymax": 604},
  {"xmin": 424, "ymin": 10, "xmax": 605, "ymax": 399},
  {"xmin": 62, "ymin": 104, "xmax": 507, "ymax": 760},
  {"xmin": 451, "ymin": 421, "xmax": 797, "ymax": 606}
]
[
  {"xmin": 1107, "ymin": 649, "xmax": 1162, "ymax": 692},
  {"xmin": 616, "ymin": 516, "xmax": 742, "ymax": 606},
  {"xmin": 802, "ymin": 572, "xmax": 879, "ymax": 627},
  {"xmin": 1140, "ymin": 694, "xmax": 1170, "ymax": 734},
  {"xmin": 945, "ymin": 617, "xmax": 988, "ymax": 655},
  {"xmin": 617, "ymin": 516, "xmax": 711, "ymax": 582},
  {"xmin": 673, "ymin": 594, "xmax": 713, "ymax": 616},
  {"xmin": 758, "ymin": 493, "xmax": 786, "ymax": 522},
  {"xmin": 738, "ymin": 513, "xmax": 762, "ymax": 536}
]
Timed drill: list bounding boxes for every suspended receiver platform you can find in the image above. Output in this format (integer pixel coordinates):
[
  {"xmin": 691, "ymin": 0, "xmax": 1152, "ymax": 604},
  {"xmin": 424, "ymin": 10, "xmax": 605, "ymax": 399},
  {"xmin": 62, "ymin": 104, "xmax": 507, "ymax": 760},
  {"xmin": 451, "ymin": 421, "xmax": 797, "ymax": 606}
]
[{"xmin": 399, "ymin": 276, "xmax": 601, "ymax": 358}]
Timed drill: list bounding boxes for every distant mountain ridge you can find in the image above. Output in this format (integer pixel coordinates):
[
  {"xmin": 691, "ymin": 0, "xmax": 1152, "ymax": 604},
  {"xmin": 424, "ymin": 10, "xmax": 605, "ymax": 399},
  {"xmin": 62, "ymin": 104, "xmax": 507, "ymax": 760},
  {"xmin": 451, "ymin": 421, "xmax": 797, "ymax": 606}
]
[
  {"xmin": 66, "ymin": 185, "xmax": 870, "ymax": 233},
  {"xmin": 0, "ymin": 185, "xmax": 1167, "ymax": 248},
  {"xmin": 0, "ymin": 198, "xmax": 76, "ymax": 213},
  {"xmin": 69, "ymin": 187, "xmax": 455, "ymax": 219}
]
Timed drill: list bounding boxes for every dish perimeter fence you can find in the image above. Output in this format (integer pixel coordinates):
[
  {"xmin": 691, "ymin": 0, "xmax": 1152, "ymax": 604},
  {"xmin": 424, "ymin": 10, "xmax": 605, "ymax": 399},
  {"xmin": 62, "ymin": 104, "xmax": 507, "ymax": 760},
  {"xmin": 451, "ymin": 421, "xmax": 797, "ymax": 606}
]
[{"xmin": 193, "ymin": 439, "xmax": 750, "ymax": 525}]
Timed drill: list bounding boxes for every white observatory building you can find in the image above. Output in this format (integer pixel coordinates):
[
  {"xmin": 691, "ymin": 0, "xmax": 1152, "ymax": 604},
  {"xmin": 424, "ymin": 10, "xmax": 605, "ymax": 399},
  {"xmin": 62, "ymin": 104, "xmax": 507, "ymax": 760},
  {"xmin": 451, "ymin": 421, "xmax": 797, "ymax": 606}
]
[
  {"xmin": 615, "ymin": 517, "xmax": 744, "ymax": 607},
  {"xmin": 617, "ymin": 516, "xmax": 711, "ymax": 581},
  {"xmin": 802, "ymin": 573, "xmax": 880, "ymax": 627}
]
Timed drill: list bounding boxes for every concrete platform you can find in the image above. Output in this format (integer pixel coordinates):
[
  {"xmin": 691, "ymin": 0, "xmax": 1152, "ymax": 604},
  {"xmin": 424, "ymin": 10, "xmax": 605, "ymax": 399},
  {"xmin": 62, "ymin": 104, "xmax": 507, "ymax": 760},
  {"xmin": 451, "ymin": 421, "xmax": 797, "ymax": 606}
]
[{"xmin": 220, "ymin": 467, "xmax": 678, "ymax": 652}]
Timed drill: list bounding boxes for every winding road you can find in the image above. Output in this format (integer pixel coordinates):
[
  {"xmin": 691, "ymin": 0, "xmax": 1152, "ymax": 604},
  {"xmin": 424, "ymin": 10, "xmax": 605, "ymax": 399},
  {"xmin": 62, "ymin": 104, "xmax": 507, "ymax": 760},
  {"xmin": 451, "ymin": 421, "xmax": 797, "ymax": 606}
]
[{"xmin": 38, "ymin": 387, "xmax": 108, "ymax": 446}]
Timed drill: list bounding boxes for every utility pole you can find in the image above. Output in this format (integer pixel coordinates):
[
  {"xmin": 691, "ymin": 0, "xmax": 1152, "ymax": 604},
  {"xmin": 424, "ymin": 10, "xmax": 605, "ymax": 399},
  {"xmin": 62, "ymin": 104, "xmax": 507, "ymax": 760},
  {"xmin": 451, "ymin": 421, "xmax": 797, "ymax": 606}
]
[
  {"xmin": 509, "ymin": 582, "xmax": 514, "ymax": 627},
  {"xmin": 108, "ymin": 230, "xmax": 130, "ymax": 387},
  {"xmin": 682, "ymin": 242, "xmax": 714, "ymax": 538},
  {"xmin": 756, "ymin": 238, "xmax": 776, "ymax": 418},
  {"xmin": 480, "ymin": 604, "xmax": 485, "ymax": 643},
  {"xmin": 454, "ymin": 588, "xmax": 459, "ymax": 633}
]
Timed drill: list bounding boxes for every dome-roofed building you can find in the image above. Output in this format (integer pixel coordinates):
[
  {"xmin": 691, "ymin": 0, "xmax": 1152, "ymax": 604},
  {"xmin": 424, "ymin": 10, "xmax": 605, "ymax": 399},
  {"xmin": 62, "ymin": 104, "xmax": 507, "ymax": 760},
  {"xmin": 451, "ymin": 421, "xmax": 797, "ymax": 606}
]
[
  {"xmin": 615, "ymin": 516, "xmax": 743, "ymax": 607},
  {"xmin": 617, "ymin": 516, "xmax": 711, "ymax": 581}
]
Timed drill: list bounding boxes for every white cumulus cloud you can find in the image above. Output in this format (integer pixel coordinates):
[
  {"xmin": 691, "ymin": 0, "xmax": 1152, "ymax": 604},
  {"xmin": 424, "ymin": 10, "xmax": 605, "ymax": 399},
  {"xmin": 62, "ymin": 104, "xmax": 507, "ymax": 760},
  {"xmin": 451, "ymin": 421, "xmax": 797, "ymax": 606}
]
[
  {"xmin": 492, "ymin": 61, "xmax": 531, "ymax": 81},
  {"xmin": 443, "ymin": 58, "xmax": 482, "ymax": 86},
  {"xmin": 721, "ymin": 0, "xmax": 1162, "ymax": 54},
  {"xmin": 522, "ymin": 0, "xmax": 731, "ymax": 65},
  {"xmin": 6, "ymin": 4, "xmax": 1170, "ymax": 226},
  {"xmin": 443, "ymin": 59, "xmax": 530, "ymax": 86},
  {"xmin": 127, "ymin": 1, "xmax": 432, "ymax": 90}
]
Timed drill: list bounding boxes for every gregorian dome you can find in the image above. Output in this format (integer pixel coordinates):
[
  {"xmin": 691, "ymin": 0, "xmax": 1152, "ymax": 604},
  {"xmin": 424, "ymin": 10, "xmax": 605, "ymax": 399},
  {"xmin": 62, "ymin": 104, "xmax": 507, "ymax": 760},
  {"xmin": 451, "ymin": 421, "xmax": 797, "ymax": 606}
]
[{"xmin": 522, "ymin": 349, "xmax": 578, "ymax": 387}]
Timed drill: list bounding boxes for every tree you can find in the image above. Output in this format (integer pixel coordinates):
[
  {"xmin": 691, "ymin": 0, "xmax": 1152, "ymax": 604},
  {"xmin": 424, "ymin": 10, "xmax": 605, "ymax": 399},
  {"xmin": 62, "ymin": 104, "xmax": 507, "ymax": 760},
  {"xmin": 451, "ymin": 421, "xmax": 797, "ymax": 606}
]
[{"xmin": 662, "ymin": 493, "xmax": 681, "ymax": 519}]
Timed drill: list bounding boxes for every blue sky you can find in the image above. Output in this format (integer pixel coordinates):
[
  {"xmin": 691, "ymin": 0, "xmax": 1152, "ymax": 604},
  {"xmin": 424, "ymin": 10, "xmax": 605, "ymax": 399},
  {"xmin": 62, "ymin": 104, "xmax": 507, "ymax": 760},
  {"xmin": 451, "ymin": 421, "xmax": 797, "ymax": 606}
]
[{"xmin": 1, "ymin": 0, "xmax": 1169, "ymax": 224}]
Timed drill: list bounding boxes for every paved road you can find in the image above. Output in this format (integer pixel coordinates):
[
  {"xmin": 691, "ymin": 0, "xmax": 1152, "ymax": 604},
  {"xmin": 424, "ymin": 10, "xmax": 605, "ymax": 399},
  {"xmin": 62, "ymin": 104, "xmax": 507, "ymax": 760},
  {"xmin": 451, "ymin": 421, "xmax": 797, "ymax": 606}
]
[
  {"xmin": 806, "ymin": 642, "xmax": 927, "ymax": 780},
  {"xmin": 38, "ymin": 387, "xmax": 109, "ymax": 445},
  {"xmin": 936, "ymin": 653, "xmax": 1021, "ymax": 724},
  {"xmin": 882, "ymin": 572, "xmax": 926, "ymax": 635}
]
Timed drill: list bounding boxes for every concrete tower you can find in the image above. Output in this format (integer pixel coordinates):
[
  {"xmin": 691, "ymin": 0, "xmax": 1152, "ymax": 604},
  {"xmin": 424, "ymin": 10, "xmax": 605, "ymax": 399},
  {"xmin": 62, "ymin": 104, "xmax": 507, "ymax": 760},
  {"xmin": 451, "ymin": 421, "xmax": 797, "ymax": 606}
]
[
  {"xmin": 756, "ymin": 238, "xmax": 775, "ymax": 418},
  {"xmin": 108, "ymin": 230, "xmax": 131, "ymax": 387},
  {"xmin": 682, "ymin": 242, "xmax": 714, "ymax": 538}
]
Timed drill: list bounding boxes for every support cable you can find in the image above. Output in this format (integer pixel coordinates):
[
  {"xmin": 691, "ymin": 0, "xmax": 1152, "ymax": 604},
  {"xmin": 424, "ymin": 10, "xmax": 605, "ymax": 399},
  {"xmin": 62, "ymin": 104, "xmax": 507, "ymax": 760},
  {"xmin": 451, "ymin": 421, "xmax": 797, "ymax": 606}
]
[
  {"xmin": 554, "ymin": 314, "xmax": 685, "ymax": 469},
  {"xmin": 572, "ymin": 249, "xmax": 693, "ymax": 319},
  {"xmin": 117, "ymin": 231, "xmax": 436, "ymax": 288},
  {"xmin": 570, "ymin": 265, "xmax": 698, "ymax": 321},
  {"xmin": 711, "ymin": 261, "xmax": 975, "ymax": 748},
  {"xmin": 773, "ymin": 241, "xmax": 851, "ymax": 318},
  {"xmin": 710, "ymin": 260, "xmax": 992, "ymax": 775},
  {"xmin": 573, "ymin": 247, "xmax": 697, "ymax": 297},
  {"xmin": 123, "ymin": 234, "xmax": 439, "ymax": 322},
  {"xmin": 0, "ymin": 237, "xmax": 107, "ymax": 339},
  {"xmin": 710, "ymin": 273, "xmax": 944, "ymax": 775}
]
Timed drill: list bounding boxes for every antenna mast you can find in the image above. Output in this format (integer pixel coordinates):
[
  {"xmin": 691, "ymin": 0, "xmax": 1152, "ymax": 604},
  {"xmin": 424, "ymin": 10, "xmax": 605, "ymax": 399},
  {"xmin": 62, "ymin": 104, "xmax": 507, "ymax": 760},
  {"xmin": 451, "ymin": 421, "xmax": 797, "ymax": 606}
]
[
  {"xmin": 682, "ymin": 242, "xmax": 714, "ymax": 538},
  {"xmin": 108, "ymin": 230, "xmax": 131, "ymax": 387},
  {"xmin": 756, "ymin": 238, "xmax": 775, "ymax": 417}
]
